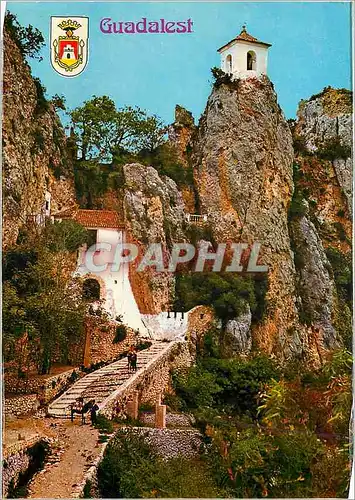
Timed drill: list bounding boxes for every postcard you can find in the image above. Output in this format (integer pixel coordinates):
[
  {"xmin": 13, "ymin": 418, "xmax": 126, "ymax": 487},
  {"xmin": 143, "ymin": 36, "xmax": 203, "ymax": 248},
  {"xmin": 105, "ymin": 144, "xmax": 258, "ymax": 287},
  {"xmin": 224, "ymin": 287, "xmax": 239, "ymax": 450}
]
[{"xmin": 2, "ymin": 1, "xmax": 353, "ymax": 498}]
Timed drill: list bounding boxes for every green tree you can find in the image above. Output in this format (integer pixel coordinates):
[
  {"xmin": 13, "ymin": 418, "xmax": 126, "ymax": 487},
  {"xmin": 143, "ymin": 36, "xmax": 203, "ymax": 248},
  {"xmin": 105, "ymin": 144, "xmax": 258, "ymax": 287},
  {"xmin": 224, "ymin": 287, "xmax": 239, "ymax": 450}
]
[
  {"xmin": 51, "ymin": 94, "xmax": 66, "ymax": 111},
  {"xmin": 24, "ymin": 252, "xmax": 86, "ymax": 373},
  {"xmin": 137, "ymin": 114, "xmax": 166, "ymax": 153},
  {"xmin": 3, "ymin": 222, "xmax": 88, "ymax": 374},
  {"xmin": 5, "ymin": 11, "xmax": 44, "ymax": 60},
  {"xmin": 74, "ymin": 160, "xmax": 108, "ymax": 208},
  {"xmin": 42, "ymin": 219, "xmax": 88, "ymax": 253},
  {"xmin": 70, "ymin": 96, "xmax": 165, "ymax": 161},
  {"xmin": 175, "ymin": 273, "xmax": 256, "ymax": 326}
]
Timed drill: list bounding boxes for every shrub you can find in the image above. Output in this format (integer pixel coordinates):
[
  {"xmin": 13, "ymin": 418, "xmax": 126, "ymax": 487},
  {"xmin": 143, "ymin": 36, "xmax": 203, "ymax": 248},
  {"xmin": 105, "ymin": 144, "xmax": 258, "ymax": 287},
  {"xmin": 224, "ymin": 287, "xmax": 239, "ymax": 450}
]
[
  {"xmin": 333, "ymin": 221, "xmax": 348, "ymax": 242},
  {"xmin": 141, "ymin": 143, "xmax": 193, "ymax": 188},
  {"xmin": 31, "ymin": 128, "xmax": 45, "ymax": 153},
  {"xmin": 210, "ymin": 66, "xmax": 236, "ymax": 88},
  {"xmin": 325, "ymin": 247, "xmax": 352, "ymax": 304},
  {"xmin": 289, "ymin": 191, "xmax": 307, "ymax": 219},
  {"xmin": 293, "ymin": 134, "xmax": 308, "ymax": 155},
  {"xmin": 82, "ymin": 479, "xmax": 92, "ymax": 498},
  {"xmin": 33, "ymin": 77, "xmax": 49, "ymax": 114},
  {"xmin": 94, "ymin": 414, "xmax": 114, "ymax": 434},
  {"xmin": 184, "ymin": 223, "xmax": 216, "ymax": 247},
  {"xmin": 206, "ymin": 424, "xmax": 348, "ymax": 498},
  {"xmin": 42, "ymin": 220, "xmax": 88, "ymax": 253},
  {"xmin": 321, "ymin": 348, "xmax": 352, "ymax": 379},
  {"xmin": 113, "ymin": 324, "xmax": 127, "ymax": 343},
  {"xmin": 317, "ymin": 137, "xmax": 351, "ymax": 161},
  {"xmin": 69, "ymin": 370, "xmax": 79, "ymax": 384},
  {"xmin": 5, "ymin": 12, "xmax": 44, "ymax": 60},
  {"xmin": 173, "ymin": 349, "xmax": 279, "ymax": 419},
  {"xmin": 97, "ymin": 429, "xmax": 221, "ymax": 498},
  {"xmin": 174, "ymin": 272, "xmax": 257, "ymax": 327},
  {"xmin": 136, "ymin": 340, "xmax": 152, "ymax": 351}
]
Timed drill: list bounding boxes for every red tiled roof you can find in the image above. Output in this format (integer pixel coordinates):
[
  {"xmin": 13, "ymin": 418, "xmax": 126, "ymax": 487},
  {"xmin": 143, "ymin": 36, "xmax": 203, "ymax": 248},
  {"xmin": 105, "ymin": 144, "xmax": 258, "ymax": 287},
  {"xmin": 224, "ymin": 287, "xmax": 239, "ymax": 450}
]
[
  {"xmin": 236, "ymin": 31, "xmax": 259, "ymax": 43},
  {"xmin": 218, "ymin": 26, "xmax": 271, "ymax": 52},
  {"xmin": 54, "ymin": 209, "xmax": 123, "ymax": 229}
]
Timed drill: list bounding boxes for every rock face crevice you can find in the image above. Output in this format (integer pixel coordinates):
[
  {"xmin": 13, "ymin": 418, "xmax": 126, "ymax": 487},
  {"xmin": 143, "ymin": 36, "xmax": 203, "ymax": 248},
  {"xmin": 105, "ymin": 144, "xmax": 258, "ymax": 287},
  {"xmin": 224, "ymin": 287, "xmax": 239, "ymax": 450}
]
[
  {"xmin": 290, "ymin": 204, "xmax": 339, "ymax": 350},
  {"xmin": 2, "ymin": 29, "xmax": 76, "ymax": 249},
  {"xmin": 123, "ymin": 163, "xmax": 187, "ymax": 313}
]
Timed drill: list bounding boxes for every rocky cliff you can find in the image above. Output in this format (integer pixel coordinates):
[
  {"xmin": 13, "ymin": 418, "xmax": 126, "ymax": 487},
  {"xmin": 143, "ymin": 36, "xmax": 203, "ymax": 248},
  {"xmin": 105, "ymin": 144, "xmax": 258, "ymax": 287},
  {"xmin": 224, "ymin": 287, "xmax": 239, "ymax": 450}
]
[
  {"xmin": 168, "ymin": 105, "xmax": 197, "ymax": 212},
  {"xmin": 3, "ymin": 20, "xmax": 351, "ymax": 363},
  {"xmin": 289, "ymin": 87, "xmax": 352, "ymax": 353},
  {"xmin": 177, "ymin": 77, "xmax": 351, "ymax": 362},
  {"xmin": 190, "ymin": 76, "xmax": 302, "ymax": 359},
  {"xmin": 293, "ymin": 87, "xmax": 352, "ymax": 240},
  {"xmin": 123, "ymin": 163, "xmax": 187, "ymax": 314},
  {"xmin": 2, "ymin": 29, "xmax": 76, "ymax": 249}
]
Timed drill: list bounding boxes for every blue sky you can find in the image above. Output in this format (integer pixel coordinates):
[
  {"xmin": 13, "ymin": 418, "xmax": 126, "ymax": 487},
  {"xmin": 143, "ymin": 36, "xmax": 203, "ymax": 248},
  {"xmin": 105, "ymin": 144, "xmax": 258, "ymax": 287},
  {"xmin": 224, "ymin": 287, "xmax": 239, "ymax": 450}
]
[{"xmin": 7, "ymin": 1, "xmax": 352, "ymax": 125}]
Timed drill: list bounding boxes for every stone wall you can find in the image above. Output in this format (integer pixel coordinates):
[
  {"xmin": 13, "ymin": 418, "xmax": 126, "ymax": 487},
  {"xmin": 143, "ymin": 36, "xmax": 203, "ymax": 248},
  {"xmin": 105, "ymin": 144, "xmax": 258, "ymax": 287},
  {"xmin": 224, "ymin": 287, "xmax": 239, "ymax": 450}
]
[
  {"xmin": 140, "ymin": 411, "xmax": 194, "ymax": 428},
  {"xmin": 187, "ymin": 305, "xmax": 215, "ymax": 342},
  {"xmin": 100, "ymin": 341, "xmax": 194, "ymax": 419},
  {"xmin": 124, "ymin": 427, "xmax": 203, "ymax": 459},
  {"xmin": 5, "ymin": 394, "xmax": 40, "ymax": 417},
  {"xmin": 80, "ymin": 317, "xmax": 140, "ymax": 367},
  {"xmin": 2, "ymin": 438, "xmax": 50, "ymax": 498},
  {"xmin": 5, "ymin": 368, "xmax": 80, "ymax": 403}
]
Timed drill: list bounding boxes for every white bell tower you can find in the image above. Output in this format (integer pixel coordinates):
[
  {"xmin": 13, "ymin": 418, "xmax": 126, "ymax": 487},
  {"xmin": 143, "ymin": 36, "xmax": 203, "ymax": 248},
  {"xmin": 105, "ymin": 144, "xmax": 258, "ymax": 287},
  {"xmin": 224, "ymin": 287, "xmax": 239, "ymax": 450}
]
[{"xmin": 218, "ymin": 25, "xmax": 271, "ymax": 79}]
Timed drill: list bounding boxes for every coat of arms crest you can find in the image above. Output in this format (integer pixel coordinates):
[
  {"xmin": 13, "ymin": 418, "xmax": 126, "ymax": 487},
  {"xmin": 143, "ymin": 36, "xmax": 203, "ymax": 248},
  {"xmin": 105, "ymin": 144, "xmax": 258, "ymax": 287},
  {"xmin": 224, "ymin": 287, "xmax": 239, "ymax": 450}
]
[{"xmin": 50, "ymin": 17, "xmax": 89, "ymax": 77}]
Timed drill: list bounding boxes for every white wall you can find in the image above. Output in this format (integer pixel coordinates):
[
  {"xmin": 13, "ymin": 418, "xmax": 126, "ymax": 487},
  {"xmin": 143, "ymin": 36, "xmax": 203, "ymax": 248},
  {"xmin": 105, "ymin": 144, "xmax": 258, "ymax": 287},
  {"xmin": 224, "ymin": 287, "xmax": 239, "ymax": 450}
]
[
  {"xmin": 76, "ymin": 228, "xmax": 149, "ymax": 335},
  {"xmin": 220, "ymin": 41, "xmax": 269, "ymax": 79},
  {"xmin": 141, "ymin": 312, "xmax": 189, "ymax": 341}
]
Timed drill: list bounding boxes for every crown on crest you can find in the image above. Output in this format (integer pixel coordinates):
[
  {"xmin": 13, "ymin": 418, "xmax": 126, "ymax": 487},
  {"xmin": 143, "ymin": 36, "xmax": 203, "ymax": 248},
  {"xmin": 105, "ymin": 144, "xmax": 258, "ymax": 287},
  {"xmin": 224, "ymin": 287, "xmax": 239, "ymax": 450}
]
[{"xmin": 58, "ymin": 19, "xmax": 81, "ymax": 31}]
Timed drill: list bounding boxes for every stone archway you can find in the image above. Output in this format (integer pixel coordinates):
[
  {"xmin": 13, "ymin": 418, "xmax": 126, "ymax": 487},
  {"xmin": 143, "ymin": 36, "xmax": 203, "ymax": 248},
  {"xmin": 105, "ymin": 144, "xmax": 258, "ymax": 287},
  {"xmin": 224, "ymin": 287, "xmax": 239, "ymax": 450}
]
[
  {"xmin": 81, "ymin": 273, "xmax": 107, "ymax": 301},
  {"xmin": 83, "ymin": 278, "xmax": 100, "ymax": 301}
]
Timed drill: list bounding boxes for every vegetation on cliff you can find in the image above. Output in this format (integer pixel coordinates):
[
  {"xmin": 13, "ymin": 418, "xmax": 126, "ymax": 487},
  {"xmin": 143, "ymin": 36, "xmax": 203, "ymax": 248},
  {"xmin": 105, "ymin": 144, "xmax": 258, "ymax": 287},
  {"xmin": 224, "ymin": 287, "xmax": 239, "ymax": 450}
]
[
  {"xmin": 4, "ymin": 12, "xmax": 44, "ymax": 60},
  {"xmin": 97, "ymin": 429, "xmax": 221, "ymax": 498},
  {"xmin": 167, "ymin": 332, "xmax": 352, "ymax": 498},
  {"xmin": 3, "ymin": 221, "xmax": 88, "ymax": 374},
  {"xmin": 174, "ymin": 272, "xmax": 267, "ymax": 327},
  {"xmin": 96, "ymin": 335, "xmax": 351, "ymax": 498},
  {"xmin": 69, "ymin": 95, "xmax": 194, "ymax": 208}
]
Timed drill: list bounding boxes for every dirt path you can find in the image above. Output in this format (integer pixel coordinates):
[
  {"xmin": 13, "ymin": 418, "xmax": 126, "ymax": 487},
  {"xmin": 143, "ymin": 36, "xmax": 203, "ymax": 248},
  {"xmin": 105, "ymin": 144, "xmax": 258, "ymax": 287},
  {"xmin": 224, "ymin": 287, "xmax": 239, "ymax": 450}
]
[{"xmin": 27, "ymin": 419, "xmax": 101, "ymax": 499}]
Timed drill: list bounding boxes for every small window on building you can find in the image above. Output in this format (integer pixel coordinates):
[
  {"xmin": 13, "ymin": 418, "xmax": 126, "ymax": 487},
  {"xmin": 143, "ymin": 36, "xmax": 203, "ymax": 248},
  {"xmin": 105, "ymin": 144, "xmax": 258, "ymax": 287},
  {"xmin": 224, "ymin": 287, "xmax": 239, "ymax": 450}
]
[
  {"xmin": 226, "ymin": 54, "xmax": 233, "ymax": 74},
  {"xmin": 247, "ymin": 51, "xmax": 256, "ymax": 70},
  {"xmin": 45, "ymin": 201, "xmax": 50, "ymax": 211}
]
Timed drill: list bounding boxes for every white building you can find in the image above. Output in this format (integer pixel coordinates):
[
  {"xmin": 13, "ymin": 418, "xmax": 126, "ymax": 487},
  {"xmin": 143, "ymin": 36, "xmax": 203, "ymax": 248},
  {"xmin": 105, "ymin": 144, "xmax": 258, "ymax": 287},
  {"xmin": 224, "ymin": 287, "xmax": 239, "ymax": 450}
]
[
  {"xmin": 54, "ymin": 209, "xmax": 149, "ymax": 335},
  {"xmin": 218, "ymin": 25, "xmax": 271, "ymax": 79}
]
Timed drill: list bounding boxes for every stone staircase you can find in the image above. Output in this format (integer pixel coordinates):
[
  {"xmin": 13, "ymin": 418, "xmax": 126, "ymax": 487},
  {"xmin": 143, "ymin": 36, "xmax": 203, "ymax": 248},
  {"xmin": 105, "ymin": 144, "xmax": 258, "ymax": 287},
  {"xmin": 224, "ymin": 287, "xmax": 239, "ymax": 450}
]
[{"xmin": 47, "ymin": 341, "xmax": 171, "ymax": 418}]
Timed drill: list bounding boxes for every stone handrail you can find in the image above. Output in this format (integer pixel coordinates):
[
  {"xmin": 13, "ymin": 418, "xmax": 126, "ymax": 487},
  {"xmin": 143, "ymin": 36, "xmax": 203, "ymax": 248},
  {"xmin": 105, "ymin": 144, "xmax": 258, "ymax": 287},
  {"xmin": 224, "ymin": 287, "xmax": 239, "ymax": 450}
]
[{"xmin": 99, "ymin": 341, "xmax": 178, "ymax": 416}]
